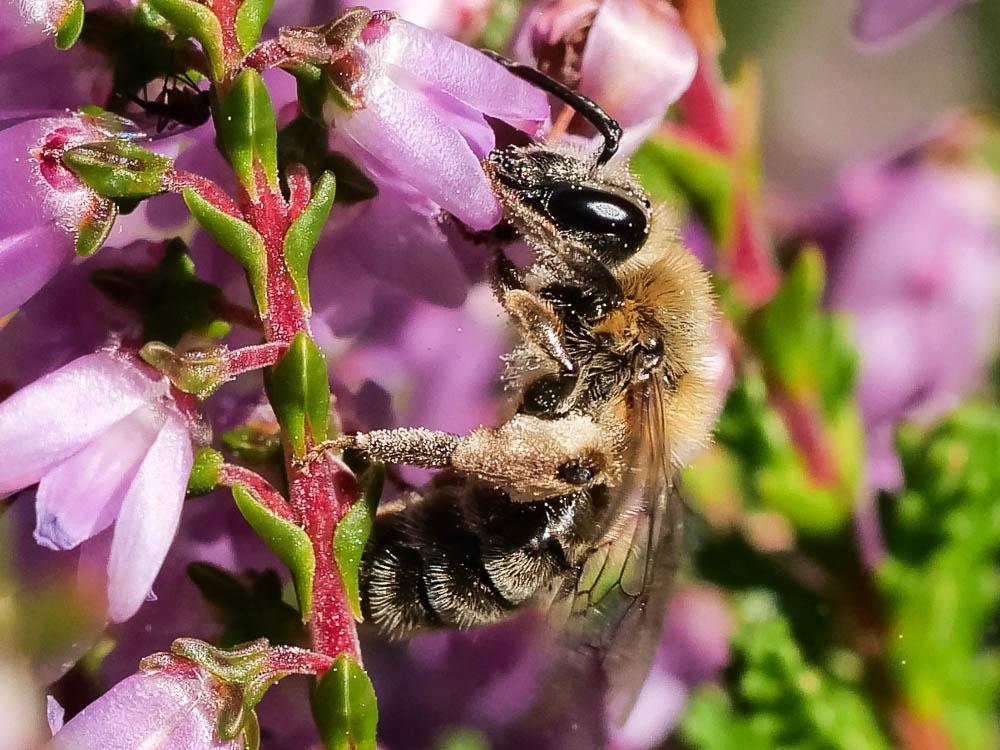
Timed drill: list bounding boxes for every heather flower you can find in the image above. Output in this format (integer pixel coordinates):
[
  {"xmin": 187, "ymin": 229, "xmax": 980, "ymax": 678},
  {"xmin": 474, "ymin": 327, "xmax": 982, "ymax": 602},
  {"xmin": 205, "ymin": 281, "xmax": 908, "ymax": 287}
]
[
  {"xmin": 0, "ymin": 112, "xmax": 148, "ymax": 315},
  {"xmin": 812, "ymin": 130, "xmax": 1000, "ymax": 491},
  {"xmin": 0, "ymin": 349, "xmax": 199, "ymax": 622},
  {"xmin": 47, "ymin": 662, "xmax": 244, "ymax": 750},
  {"xmin": 512, "ymin": 0, "xmax": 697, "ymax": 155},
  {"xmin": 325, "ymin": 12, "xmax": 549, "ymax": 230},
  {"xmin": 852, "ymin": 0, "xmax": 975, "ymax": 47},
  {"xmin": 332, "ymin": 0, "xmax": 493, "ymax": 41}
]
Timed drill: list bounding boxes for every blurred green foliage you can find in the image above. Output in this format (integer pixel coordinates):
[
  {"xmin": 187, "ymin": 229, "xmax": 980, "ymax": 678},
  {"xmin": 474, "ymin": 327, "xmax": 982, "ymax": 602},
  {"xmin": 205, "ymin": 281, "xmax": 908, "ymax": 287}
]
[
  {"xmin": 879, "ymin": 407, "xmax": 1000, "ymax": 750},
  {"xmin": 682, "ymin": 593, "xmax": 891, "ymax": 750}
]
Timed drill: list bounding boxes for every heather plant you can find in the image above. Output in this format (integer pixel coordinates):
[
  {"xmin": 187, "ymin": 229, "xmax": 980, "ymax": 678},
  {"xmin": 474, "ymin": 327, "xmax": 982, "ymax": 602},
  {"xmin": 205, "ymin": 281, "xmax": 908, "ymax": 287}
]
[{"xmin": 1, "ymin": 1, "xmax": 998, "ymax": 750}]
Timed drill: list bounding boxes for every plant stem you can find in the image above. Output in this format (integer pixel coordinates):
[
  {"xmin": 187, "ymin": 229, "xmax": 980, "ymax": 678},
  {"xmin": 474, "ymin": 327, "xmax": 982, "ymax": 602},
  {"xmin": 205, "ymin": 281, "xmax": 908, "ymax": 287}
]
[{"xmin": 237, "ymin": 165, "xmax": 362, "ymax": 664}]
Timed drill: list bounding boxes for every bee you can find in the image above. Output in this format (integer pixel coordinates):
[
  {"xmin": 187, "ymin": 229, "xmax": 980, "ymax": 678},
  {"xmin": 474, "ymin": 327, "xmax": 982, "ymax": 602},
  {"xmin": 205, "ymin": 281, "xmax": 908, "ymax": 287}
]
[{"xmin": 317, "ymin": 56, "xmax": 719, "ymax": 717}]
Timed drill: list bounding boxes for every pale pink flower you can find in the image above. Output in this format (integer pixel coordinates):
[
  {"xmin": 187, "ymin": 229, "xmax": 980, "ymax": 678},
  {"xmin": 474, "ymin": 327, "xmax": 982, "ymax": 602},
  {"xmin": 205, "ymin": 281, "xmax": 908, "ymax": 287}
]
[{"xmin": 0, "ymin": 349, "xmax": 198, "ymax": 621}]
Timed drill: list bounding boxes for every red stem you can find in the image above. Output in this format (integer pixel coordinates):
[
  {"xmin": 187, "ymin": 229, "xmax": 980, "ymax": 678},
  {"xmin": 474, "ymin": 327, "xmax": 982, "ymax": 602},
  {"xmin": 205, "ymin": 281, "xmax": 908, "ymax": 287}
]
[
  {"xmin": 238, "ymin": 164, "xmax": 361, "ymax": 664},
  {"xmin": 225, "ymin": 342, "xmax": 289, "ymax": 378},
  {"xmin": 167, "ymin": 170, "xmax": 243, "ymax": 219},
  {"xmin": 218, "ymin": 464, "xmax": 293, "ymax": 522}
]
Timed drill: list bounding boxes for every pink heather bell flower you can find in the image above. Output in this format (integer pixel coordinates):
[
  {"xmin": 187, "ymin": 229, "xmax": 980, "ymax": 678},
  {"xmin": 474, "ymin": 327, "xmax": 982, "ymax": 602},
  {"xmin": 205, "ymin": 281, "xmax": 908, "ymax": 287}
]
[
  {"xmin": 512, "ymin": 0, "xmax": 697, "ymax": 156},
  {"xmin": 47, "ymin": 661, "xmax": 244, "ymax": 750},
  {"xmin": 0, "ymin": 348, "xmax": 199, "ymax": 622},
  {"xmin": 328, "ymin": 12, "xmax": 550, "ymax": 230},
  {"xmin": 0, "ymin": 112, "xmax": 130, "ymax": 316},
  {"xmin": 853, "ymin": 0, "xmax": 975, "ymax": 47}
]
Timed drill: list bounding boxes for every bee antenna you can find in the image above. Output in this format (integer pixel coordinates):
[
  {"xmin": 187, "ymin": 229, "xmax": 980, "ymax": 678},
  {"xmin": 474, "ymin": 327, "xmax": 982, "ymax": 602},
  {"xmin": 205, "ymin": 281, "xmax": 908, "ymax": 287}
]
[{"xmin": 481, "ymin": 50, "xmax": 622, "ymax": 168}]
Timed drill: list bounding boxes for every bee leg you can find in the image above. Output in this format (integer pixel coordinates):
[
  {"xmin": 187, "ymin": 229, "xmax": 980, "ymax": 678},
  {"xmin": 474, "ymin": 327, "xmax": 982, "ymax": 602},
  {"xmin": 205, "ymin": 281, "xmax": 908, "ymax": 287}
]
[
  {"xmin": 493, "ymin": 253, "xmax": 575, "ymax": 374},
  {"xmin": 307, "ymin": 428, "xmax": 460, "ymax": 468}
]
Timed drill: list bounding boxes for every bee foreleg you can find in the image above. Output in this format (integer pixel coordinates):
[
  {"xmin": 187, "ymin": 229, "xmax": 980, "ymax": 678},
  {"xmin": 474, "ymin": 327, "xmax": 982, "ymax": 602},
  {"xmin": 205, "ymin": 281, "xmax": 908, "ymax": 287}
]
[{"xmin": 502, "ymin": 289, "xmax": 576, "ymax": 374}]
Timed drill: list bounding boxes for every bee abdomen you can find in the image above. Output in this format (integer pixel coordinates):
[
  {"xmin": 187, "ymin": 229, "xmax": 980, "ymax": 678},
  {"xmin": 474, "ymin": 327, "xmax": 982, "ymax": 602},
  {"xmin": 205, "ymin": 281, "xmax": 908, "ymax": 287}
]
[{"xmin": 360, "ymin": 482, "xmax": 581, "ymax": 637}]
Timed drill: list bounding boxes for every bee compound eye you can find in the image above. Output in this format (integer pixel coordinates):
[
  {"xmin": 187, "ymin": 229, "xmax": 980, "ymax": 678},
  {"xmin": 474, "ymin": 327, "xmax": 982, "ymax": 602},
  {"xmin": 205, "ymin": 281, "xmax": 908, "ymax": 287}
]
[
  {"xmin": 545, "ymin": 186, "xmax": 649, "ymax": 261},
  {"xmin": 557, "ymin": 457, "xmax": 598, "ymax": 486}
]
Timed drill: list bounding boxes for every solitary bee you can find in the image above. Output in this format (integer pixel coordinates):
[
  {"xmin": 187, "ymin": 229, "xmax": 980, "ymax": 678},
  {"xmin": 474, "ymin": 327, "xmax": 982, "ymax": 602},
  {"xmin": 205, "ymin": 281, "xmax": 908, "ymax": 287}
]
[{"xmin": 318, "ymin": 57, "xmax": 719, "ymax": 715}]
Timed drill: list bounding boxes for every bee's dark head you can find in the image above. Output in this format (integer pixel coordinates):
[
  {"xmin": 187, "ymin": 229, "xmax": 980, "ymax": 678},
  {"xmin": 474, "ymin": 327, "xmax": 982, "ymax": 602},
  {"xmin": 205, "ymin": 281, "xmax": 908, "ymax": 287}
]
[{"xmin": 484, "ymin": 145, "xmax": 651, "ymax": 267}]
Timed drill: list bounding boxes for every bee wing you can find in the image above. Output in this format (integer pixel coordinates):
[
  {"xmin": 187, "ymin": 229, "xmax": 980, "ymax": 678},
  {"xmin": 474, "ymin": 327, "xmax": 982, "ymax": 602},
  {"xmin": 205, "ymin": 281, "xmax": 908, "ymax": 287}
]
[{"xmin": 554, "ymin": 376, "xmax": 683, "ymax": 723}]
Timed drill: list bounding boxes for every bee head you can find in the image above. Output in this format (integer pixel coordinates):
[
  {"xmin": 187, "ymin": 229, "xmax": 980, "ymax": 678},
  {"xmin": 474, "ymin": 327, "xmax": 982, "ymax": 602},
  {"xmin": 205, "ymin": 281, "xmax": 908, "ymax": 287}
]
[{"xmin": 484, "ymin": 145, "xmax": 651, "ymax": 267}]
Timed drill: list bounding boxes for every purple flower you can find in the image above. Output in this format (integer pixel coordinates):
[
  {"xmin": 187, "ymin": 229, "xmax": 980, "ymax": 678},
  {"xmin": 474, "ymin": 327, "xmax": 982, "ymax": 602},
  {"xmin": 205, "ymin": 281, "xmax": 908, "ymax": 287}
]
[
  {"xmin": 812, "ymin": 127, "xmax": 1000, "ymax": 492},
  {"xmin": 47, "ymin": 662, "xmax": 243, "ymax": 750},
  {"xmin": 853, "ymin": 0, "xmax": 975, "ymax": 48},
  {"xmin": 0, "ymin": 348, "xmax": 199, "ymax": 622},
  {"xmin": 0, "ymin": 112, "xmax": 146, "ymax": 315},
  {"xmin": 332, "ymin": 0, "xmax": 493, "ymax": 41},
  {"xmin": 327, "ymin": 12, "xmax": 549, "ymax": 230},
  {"xmin": 512, "ymin": 0, "xmax": 697, "ymax": 155}
]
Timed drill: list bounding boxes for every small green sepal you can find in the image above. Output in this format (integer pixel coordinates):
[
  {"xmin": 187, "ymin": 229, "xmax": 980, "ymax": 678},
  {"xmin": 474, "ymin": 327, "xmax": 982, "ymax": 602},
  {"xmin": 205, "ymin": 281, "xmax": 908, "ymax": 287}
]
[
  {"xmin": 75, "ymin": 197, "xmax": 118, "ymax": 257},
  {"xmin": 333, "ymin": 464, "xmax": 383, "ymax": 620},
  {"xmin": 146, "ymin": 0, "xmax": 226, "ymax": 81},
  {"xmin": 311, "ymin": 654, "xmax": 378, "ymax": 750},
  {"xmin": 140, "ymin": 341, "xmax": 231, "ymax": 398},
  {"xmin": 187, "ymin": 447, "xmax": 225, "ymax": 495},
  {"xmin": 182, "ymin": 188, "xmax": 268, "ymax": 314},
  {"xmin": 54, "ymin": 0, "xmax": 85, "ymax": 49},
  {"xmin": 63, "ymin": 140, "xmax": 173, "ymax": 200},
  {"xmin": 215, "ymin": 69, "xmax": 279, "ymax": 192},
  {"xmin": 231, "ymin": 484, "xmax": 315, "ymax": 620},
  {"xmin": 264, "ymin": 333, "xmax": 330, "ymax": 457},
  {"xmin": 235, "ymin": 0, "xmax": 275, "ymax": 53},
  {"xmin": 284, "ymin": 171, "xmax": 336, "ymax": 309}
]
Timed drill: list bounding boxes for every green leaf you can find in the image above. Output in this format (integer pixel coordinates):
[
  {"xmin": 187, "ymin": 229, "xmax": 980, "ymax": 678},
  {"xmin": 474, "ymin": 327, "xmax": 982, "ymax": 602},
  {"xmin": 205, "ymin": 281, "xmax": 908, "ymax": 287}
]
[
  {"xmin": 63, "ymin": 140, "xmax": 174, "ymax": 199},
  {"xmin": 222, "ymin": 425, "xmax": 283, "ymax": 465},
  {"xmin": 187, "ymin": 447, "xmax": 224, "ymax": 495},
  {"xmin": 215, "ymin": 69, "xmax": 279, "ymax": 192},
  {"xmin": 146, "ymin": 0, "xmax": 226, "ymax": 80},
  {"xmin": 90, "ymin": 238, "xmax": 226, "ymax": 345},
  {"xmin": 435, "ymin": 728, "xmax": 491, "ymax": 750},
  {"xmin": 477, "ymin": 0, "xmax": 522, "ymax": 51},
  {"xmin": 712, "ymin": 374, "xmax": 853, "ymax": 534},
  {"xmin": 632, "ymin": 137, "xmax": 734, "ymax": 246},
  {"xmin": 235, "ymin": 0, "xmax": 275, "ymax": 53},
  {"xmin": 231, "ymin": 484, "xmax": 315, "ymax": 620},
  {"xmin": 284, "ymin": 171, "xmax": 336, "ymax": 309},
  {"xmin": 312, "ymin": 654, "xmax": 378, "ymax": 750},
  {"xmin": 264, "ymin": 332, "xmax": 330, "ymax": 457},
  {"xmin": 54, "ymin": 0, "xmax": 85, "ymax": 49},
  {"xmin": 332, "ymin": 465, "xmax": 383, "ymax": 620},
  {"xmin": 182, "ymin": 188, "xmax": 268, "ymax": 314},
  {"xmin": 75, "ymin": 198, "xmax": 118, "ymax": 257},
  {"xmin": 878, "ymin": 405, "xmax": 1000, "ymax": 750},
  {"xmin": 681, "ymin": 592, "xmax": 892, "ymax": 750}
]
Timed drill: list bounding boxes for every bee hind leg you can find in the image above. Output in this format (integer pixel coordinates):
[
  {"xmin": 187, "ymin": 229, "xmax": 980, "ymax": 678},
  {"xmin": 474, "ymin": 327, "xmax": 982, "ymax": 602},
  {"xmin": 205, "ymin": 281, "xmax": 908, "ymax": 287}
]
[{"xmin": 306, "ymin": 428, "xmax": 460, "ymax": 468}]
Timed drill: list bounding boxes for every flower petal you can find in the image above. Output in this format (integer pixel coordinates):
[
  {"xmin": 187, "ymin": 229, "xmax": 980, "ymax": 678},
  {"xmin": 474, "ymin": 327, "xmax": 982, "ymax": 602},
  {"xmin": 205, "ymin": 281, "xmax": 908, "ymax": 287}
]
[
  {"xmin": 852, "ymin": 0, "xmax": 971, "ymax": 46},
  {"xmin": 0, "ymin": 352, "xmax": 163, "ymax": 496},
  {"xmin": 577, "ymin": 0, "xmax": 696, "ymax": 131},
  {"xmin": 338, "ymin": 74, "xmax": 502, "ymax": 229},
  {"xmin": 106, "ymin": 414, "xmax": 194, "ymax": 622},
  {"xmin": 379, "ymin": 18, "xmax": 550, "ymax": 133},
  {"xmin": 0, "ymin": 225, "xmax": 74, "ymax": 315},
  {"xmin": 47, "ymin": 669, "xmax": 241, "ymax": 750},
  {"xmin": 34, "ymin": 407, "xmax": 163, "ymax": 551}
]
